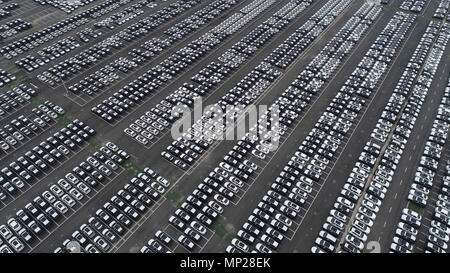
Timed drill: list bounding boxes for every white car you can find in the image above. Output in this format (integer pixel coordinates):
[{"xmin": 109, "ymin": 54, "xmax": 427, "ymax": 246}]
[
  {"xmin": 359, "ymin": 206, "xmax": 376, "ymax": 221},
  {"xmin": 261, "ymin": 234, "xmax": 279, "ymax": 249},
  {"xmin": 62, "ymin": 194, "xmax": 76, "ymax": 207},
  {"xmin": 243, "ymin": 159, "xmax": 257, "ymax": 170},
  {"xmin": 355, "ymin": 213, "xmax": 373, "ymax": 227},
  {"xmin": 151, "ymin": 182, "xmax": 165, "ymax": 194},
  {"xmin": 0, "ymin": 141, "xmax": 10, "ymax": 151},
  {"xmin": 50, "ymin": 185, "xmax": 65, "ymax": 197}
]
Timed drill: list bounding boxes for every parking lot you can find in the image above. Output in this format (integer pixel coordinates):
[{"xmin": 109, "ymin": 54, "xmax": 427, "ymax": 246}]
[{"xmin": 0, "ymin": 0, "xmax": 449, "ymax": 253}]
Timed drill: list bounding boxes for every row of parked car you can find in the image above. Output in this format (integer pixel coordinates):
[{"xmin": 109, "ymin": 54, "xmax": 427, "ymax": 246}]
[
  {"xmin": 0, "ymin": 141, "xmax": 129, "ymax": 253},
  {"xmin": 240, "ymin": 0, "xmax": 268, "ymax": 13},
  {"xmin": 312, "ymin": 16, "xmax": 448, "ymax": 253},
  {"xmin": 0, "ymin": 100, "xmax": 64, "ymax": 155},
  {"xmin": 0, "ymin": 18, "xmax": 32, "ymax": 40},
  {"xmin": 37, "ymin": 0, "xmax": 201, "ymax": 85},
  {"xmin": 0, "ymin": 84, "xmax": 37, "ymax": 119},
  {"xmin": 57, "ymin": 161, "xmax": 170, "ymax": 253},
  {"xmin": 77, "ymin": 26, "xmax": 104, "ymax": 43},
  {"xmin": 206, "ymin": 0, "xmax": 268, "ymax": 39},
  {"xmin": 0, "ymin": 118, "xmax": 96, "ymax": 204},
  {"xmin": 225, "ymin": 132, "xmax": 298, "ymax": 251},
  {"xmin": 390, "ymin": 209, "xmax": 423, "ymax": 253},
  {"xmin": 141, "ymin": 229, "xmax": 176, "ymax": 253},
  {"xmin": 124, "ymin": 0, "xmax": 310, "ymax": 146}
]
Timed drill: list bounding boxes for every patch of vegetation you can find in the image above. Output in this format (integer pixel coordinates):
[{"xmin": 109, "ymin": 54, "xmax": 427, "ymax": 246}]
[
  {"xmin": 30, "ymin": 97, "xmax": 45, "ymax": 106},
  {"xmin": 123, "ymin": 160, "xmax": 143, "ymax": 176},
  {"xmin": 165, "ymin": 190, "xmax": 184, "ymax": 206}
]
